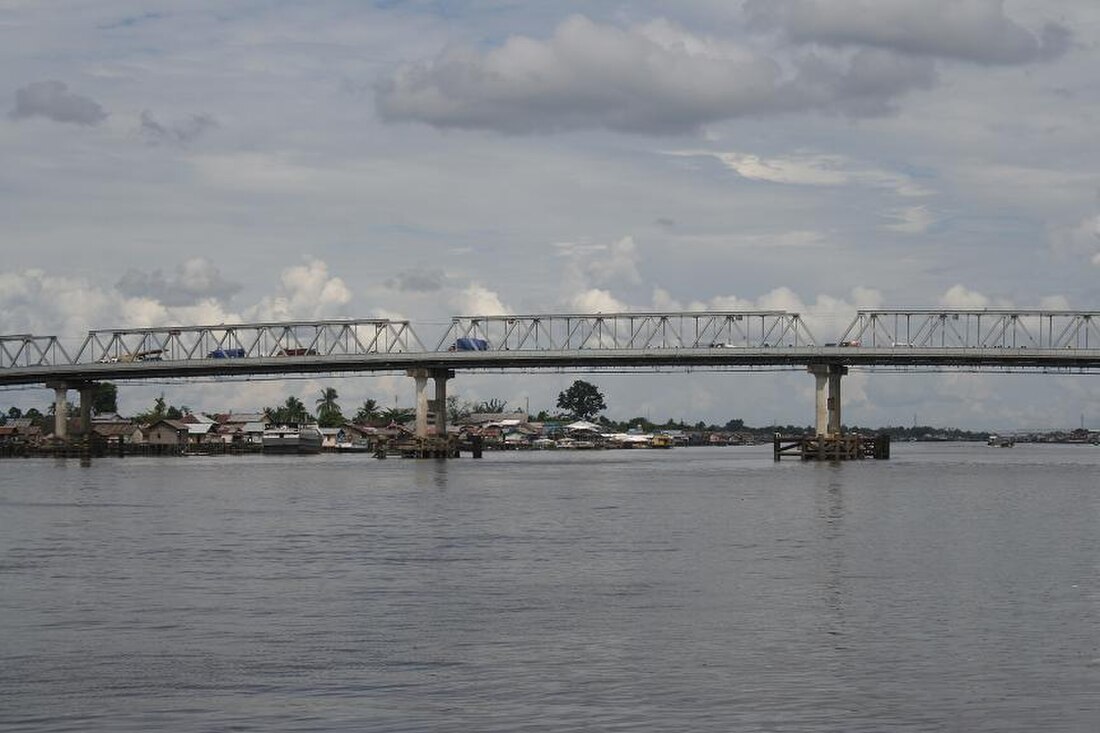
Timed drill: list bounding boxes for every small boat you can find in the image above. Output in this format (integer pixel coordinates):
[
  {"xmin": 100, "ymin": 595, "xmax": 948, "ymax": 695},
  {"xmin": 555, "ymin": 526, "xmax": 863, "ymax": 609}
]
[
  {"xmin": 987, "ymin": 434, "xmax": 1015, "ymax": 447},
  {"xmin": 263, "ymin": 424, "xmax": 323, "ymax": 454}
]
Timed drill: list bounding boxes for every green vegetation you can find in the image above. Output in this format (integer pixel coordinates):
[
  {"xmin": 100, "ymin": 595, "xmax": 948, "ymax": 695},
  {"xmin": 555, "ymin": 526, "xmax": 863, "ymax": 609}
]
[
  {"xmin": 315, "ymin": 387, "xmax": 344, "ymax": 428},
  {"xmin": 556, "ymin": 380, "xmax": 606, "ymax": 420}
]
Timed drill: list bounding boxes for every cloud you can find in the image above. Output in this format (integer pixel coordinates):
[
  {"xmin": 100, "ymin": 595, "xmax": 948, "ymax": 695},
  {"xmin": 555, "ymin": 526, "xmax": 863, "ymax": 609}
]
[
  {"xmin": 116, "ymin": 258, "xmax": 241, "ymax": 306},
  {"xmin": 745, "ymin": 0, "xmax": 1070, "ymax": 65},
  {"xmin": 246, "ymin": 259, "xmax": 352, "ymax": 321},
  {"xmin": 10, "ymin": 80, "xmax": 108, "ymax": 126},
  {"xmin": 669, "ymin": 149, "xmax": 933, "ymax": 195},
  {"xmin": 139, "ymin": 110, "xmax": 218, "ymax": 145},
  {"xmin": 375, "ymin": 15, "xmax": 938, "ymax": 135},
  {"xmin": 557, "ymin": 235, "xmax": 643, "ymax": 307},
  {"xmin": 939, "ymin": 284, "xmax": 991, "ymax": 308},
  {"xmin": 0, "ymin": 268, "xmax": 238, "ymax": 338},
  {"xmin": 569, "ymin": 288, "xmax": 628, "ymax": 313},
  {"xmin": 1050, "ymin": 213, "xmax": 1100, "ymax": 262},
  {"xmin": 883, "ymin": 205, "xmax": 935, "ymax": 234},
  {"xmin": 385, "ymin": 269, "xmax": 447, "ymax": 293},
  {"xmin": 451, "ymin": 283, "xmax": 510, "ymax": 315}
]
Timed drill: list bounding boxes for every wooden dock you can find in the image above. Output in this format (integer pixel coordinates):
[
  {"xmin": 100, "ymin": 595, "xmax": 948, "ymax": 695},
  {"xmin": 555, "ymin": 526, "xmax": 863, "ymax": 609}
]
[{"xmin": 773, "ymin": 433, "xmax": 890, "ymax": 461}]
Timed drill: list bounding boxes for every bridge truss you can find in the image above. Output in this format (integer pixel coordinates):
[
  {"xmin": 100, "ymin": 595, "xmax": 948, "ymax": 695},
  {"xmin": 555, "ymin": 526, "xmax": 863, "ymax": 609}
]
[
  {"xmin": 0, "ymin": 335, "xmax": 71, "ymax": 369},
  {"xmin": 436, "ymin": 311, "xmax": 817, "ymax": 351},
  {"xmin": 840, "ymin": 310, "xmax": 1100, "ymax": 350},
  {"xmin": 70, "ymin": 319, "xmax": 424, "ymax": 366}
]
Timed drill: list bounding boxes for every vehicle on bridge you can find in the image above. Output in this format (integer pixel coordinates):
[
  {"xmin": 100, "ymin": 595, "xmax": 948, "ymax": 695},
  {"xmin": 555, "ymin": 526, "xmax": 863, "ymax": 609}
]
[
  {"xmin": 208, "ymin": 348, "xmax": 246, "ymax": 358},
  {"xmin": 451, "ymin": 338, "xmax": 490, "ymax": 351},
  {"xmin": 278, "ymin": 348, "xmax": 318, "ymax": 356},
  {"xmin": 98, "ymin": 349, "xmax": 163, "ymax": 363}
]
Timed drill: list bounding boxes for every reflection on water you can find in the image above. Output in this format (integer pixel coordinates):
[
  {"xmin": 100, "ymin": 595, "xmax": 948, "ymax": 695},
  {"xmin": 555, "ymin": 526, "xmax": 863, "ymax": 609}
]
[{"xmin": 2, "ymin": 444, "xmax": 1099, "ymax": 732}]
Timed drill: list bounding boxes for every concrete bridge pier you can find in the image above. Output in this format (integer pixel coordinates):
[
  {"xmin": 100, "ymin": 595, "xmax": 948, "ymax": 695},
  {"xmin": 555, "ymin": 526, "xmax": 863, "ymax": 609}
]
[
  {"xmin": 808, "ymin": 365, "xmax": 847, "ymax": 436},
  {"xmin": 47, "ymin": 382, "xmax": 69, "ymax": 442},
  {"xmin": 78, "ymin": 384, "xmax": 95, "ymax": 435},
  {"xmin": 407, "ymin": 368, "xmax": 454, "ymax": 440},
  {"xmin": 46, "ymin": 381, "xmax": 98, "ymax": 443}
]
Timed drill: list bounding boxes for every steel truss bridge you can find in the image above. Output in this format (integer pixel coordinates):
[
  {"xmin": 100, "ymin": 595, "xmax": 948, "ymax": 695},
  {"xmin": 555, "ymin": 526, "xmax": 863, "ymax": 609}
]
[{"xmin": 3, "ymin": 310, "xmax": 1100, "ymax": 386}]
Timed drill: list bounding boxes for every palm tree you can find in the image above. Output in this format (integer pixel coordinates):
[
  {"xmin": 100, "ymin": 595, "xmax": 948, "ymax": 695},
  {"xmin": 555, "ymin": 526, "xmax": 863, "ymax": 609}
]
[
  {"xmin": 268, "ymin": 395, "xmax": 311, "ymax": 425},
  {"xmin": 316, "ymin": 387, "xmax": 344, "ymax": 428},
  {"xmin": 354, "ymin": 398, "xmax": 380, "ymax": 425},
  {"xmin": 380, "ymin": 406, "xmax": 414, "ymax": 426}
]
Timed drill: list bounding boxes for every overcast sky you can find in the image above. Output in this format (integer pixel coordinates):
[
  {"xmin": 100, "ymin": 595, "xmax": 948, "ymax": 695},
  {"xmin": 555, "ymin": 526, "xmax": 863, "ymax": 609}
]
[{"xmin": 3, "ymin": 0, "xmax": 1099, "ymax": 429}]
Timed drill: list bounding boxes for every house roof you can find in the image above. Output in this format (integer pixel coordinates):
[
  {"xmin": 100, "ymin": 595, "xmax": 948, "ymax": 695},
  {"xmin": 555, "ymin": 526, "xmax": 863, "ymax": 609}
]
[
  {"xmin": 213, "ymin": 412, "xmax": 268, "ymax": 425},
  {"xmin": 147, "ymin": 419, "xmax": 189, "ymax": 431},
  {"xmin": 461, "ymin": 411, "xmax": 530, "ymax": 425},
  {"xmin": 92, "ymin": 423, "xmax": 141, "ymax": 438}
]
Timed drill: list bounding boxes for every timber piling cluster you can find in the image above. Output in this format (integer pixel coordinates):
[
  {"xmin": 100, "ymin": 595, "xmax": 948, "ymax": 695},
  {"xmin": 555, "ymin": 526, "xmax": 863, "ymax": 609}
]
[{"xmin": 773, "ymin": 433, "xmax": 890, "ymax": 461}]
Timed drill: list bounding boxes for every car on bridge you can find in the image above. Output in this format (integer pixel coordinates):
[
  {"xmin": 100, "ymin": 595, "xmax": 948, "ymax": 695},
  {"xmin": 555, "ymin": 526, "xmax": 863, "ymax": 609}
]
[
  {"xmin": 451, "ymin": 338, "xmax": 490, "ymax": 351},
  {"xmin": 208, "ymin": 348, "xmax": 246, "ymax": 358},
  {"xmin": 98, "ymin": 349, "xmax": 163, "ymax": 363}
]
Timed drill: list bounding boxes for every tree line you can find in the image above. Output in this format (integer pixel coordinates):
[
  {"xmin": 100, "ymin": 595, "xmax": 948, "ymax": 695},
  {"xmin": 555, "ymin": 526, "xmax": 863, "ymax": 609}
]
[{"xmin": 0, "ymin": 379, "xmax": 991, "ymax": 439}]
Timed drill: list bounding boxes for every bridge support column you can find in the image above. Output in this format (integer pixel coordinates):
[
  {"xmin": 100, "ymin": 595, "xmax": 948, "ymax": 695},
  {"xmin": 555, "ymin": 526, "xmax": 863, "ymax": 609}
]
[
  {"xmin": 408, "ymin": 369, "xmax": 430, "ymax": 439},
  {"xmin": 433, "ymin": 369, "xmax": 454, "ymax": 438},
  {"xmin": 408, "ymin": 369, "xmax": 455, "ymax": 440},
  {"xmin": 808, "ymin": 365, "xmax": 847, "ymax": 437},
  {"xmin": 78, "ymin": 383, "xmax": 95, "ymax": 436},
  {"xmin": 48, "ymin": 383, "xmax": 69, "ymax": 442}
]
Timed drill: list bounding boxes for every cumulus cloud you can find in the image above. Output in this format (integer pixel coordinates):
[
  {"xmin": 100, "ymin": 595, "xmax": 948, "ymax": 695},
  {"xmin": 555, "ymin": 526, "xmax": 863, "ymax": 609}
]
[
  {"xmin": 684, "ymin": 286, "xmax": 883, "ymax": 343},
  {"xmin": 116, "ymin": 258, "xmax": 241, "ymax": 306},
  {"xmin": 557, "ymin": 235, "xmax": 643, "ymax": 307},
  {"xmin": 451, "ymin": 283, "xmax": 511, "ymax": 315},
  {"xmin": 569, "ymin": 288, "xmax": 629, "ymax": 313},
  {"xmin": 139, "ymin": 110, "xmax": 218, "ymax": 145},
  {"xmin": 247, "ymin": 259, "xmax": 352, "ymax": 321},
  {"xmin": 10, "ymin": 80, "xmax": 108, "ymax": 126},
  {"xmin": 376, "ymin": 15, "xmax": 939, "ymax": 135},
  {"xmin": 745, "ymin": 0, "xmax": 1070, "ymax": 65},
  {"xmin": 0, "ymin": 268, "xmax": 240, "ymax": 338},
  {"xmin": 1050, "ymin": 214, "xmax": 1100, "ymax": 263},
  {"xmin": 940, "ymin": 284, "xmax": 991, "ymax": 308}
]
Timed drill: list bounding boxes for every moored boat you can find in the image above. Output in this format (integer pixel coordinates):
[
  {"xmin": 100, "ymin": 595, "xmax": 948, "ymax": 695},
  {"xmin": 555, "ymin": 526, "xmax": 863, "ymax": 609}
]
[{"xmin": 263, "ymin": 425, "xmax": 323, "ymax": 454}]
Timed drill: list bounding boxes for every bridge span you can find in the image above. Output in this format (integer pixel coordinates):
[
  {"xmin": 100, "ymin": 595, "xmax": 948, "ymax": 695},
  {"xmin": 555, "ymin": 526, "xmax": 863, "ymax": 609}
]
[{"xmin": 3, "ymin": 309, "xmax": 1099, "ymax": 442}]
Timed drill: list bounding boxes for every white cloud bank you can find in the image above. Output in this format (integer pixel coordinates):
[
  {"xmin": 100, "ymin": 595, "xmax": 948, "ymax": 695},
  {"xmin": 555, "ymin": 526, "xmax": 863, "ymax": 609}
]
[{"xmin": 376, "ymin": 4, "xmax": 1066, "ymax": 135}]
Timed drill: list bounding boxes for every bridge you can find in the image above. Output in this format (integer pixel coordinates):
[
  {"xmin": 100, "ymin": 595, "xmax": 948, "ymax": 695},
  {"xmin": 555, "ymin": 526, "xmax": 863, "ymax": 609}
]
[{"xmin": 3, "ymin": 309, "xmax": 1099, "ymax": 442}]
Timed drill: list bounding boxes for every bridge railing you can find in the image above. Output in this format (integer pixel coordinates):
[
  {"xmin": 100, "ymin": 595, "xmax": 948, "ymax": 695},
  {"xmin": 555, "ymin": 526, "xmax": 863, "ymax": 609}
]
[
  {"xmin": 1, "ymin": 335, "xmax": 72, "ymax": 369},
  {"xmin": 436, "ymin": 311, "xmax": 818, "ymax": 351},
  {"xmin": 839, "ymin": 310, "xmax": 1100, "ymax": 349},
  {"xmin": 70, "ymin": 319, "xmax": 425, "ymax": 364}
]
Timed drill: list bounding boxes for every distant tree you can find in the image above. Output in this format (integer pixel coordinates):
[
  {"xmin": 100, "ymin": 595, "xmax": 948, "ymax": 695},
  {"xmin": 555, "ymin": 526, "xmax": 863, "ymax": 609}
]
[
  {"xmin": 446, "ymin": 396, "xmax": 471, "ymax": 424},
  {"xmin": 266, "ymin": 396, "xmax": 311, "ymax": 425},
  {"xmin": 556, "ymin": 380, "xmax": 606, "ymax": 420},
  {"xmin": 380, "ymin": 406, "xmax": 414, "ymax": 425},
  {"xmin": 7, "ymin": 406, "xmax": 22, "ymax": 420},
  {"xmin": 24, "ymin": 407, "xmax": 44, "ymax": 428},
  {"xmin": 354, "ymin": 398, "xmax": 380, "ymax": 424},
  {"xmin": 91, "ymin": 383, "xmax": 118, "ymax": 415},
  {"xmin": 135, "ymin": 395, "xmax": 168, "ymax": 424},
  {"xmin": 724, "ymin": 418, "xmax": 744, "ymax": 432},
  {"xmin": 476, "ymin": 398, "xmax": 508, "ymax": 414},
  {"xmin": 46, "ymin": 400, "xmax": 76, "ymax": 417},
  {"xmin": 166, "ymin": 406, "xmax": 183, "ymax": 420},
  {"xmin": 316, "ymin": 387, "xmax": 344, "ymax": 427}
]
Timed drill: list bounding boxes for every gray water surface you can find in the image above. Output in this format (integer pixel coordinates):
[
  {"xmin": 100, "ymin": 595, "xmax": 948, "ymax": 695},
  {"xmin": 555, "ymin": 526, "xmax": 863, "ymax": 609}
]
[{"xmin": 2, "ymin": 444, "xmax": 1099, "ymax": 731}]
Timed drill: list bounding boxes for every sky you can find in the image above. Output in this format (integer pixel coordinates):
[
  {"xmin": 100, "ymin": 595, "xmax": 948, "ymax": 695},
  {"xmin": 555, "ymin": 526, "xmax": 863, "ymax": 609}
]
[{"xmin": 2, "ymin": 0, "xmax": 1099, "ymax": 430}]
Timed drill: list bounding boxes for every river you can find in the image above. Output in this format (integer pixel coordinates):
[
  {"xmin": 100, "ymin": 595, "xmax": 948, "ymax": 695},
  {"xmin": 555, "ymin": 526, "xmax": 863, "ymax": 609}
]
[{"xmin": 2, "ymin": 443, "xmax": 1098, "ymax": 731}]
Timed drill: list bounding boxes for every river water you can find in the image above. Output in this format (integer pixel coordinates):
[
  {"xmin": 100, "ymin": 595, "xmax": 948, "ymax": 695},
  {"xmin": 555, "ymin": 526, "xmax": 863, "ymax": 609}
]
[{"xmin": 2, "ymin": 443, "xmax": 1099, "ymax": 732}]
